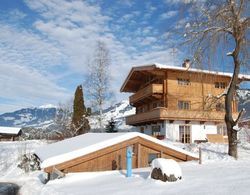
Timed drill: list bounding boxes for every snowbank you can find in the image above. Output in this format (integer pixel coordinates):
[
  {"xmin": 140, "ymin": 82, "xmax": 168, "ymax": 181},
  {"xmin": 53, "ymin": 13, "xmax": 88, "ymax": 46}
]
[{"xmin": 151, "ymin": 158, "xmax": 182, "ymax": 179}]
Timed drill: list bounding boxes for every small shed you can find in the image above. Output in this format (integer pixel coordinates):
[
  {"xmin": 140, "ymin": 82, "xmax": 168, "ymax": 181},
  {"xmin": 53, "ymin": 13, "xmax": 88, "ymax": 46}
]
[
  {"xmin": 35, "ymin": 132, "xmax": 198, "ymax": 175},
  {"xmin": 0, "ymin": 126, "xmax": 22, "ymax": 141}
]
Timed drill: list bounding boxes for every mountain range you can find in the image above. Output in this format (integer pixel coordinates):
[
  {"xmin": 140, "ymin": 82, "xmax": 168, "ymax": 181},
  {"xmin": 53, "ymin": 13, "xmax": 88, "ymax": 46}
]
[{"xmin": 0, "ymin": 90, "xmax": 249, "ymax": 129}]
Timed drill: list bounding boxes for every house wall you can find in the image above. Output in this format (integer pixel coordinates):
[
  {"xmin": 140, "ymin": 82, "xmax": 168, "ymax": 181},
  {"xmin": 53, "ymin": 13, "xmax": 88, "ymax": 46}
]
[
  {"xmin": 164, "ymin": 71, "xmax": 232, "ymax": 112},
  {"xmin": 127, "ymin": 68, "xmax": 238, "ymax": 126},
  {"xmin": 137, "ymin": 120, "xmax": 218, "ymax": 143},
  {"xmin": 0, "ymin": 134, "xmax": 19, "ymax": 141},
  {"xmin": 64, "ymin": 146, "xmax": 137, "ymax": 172}
]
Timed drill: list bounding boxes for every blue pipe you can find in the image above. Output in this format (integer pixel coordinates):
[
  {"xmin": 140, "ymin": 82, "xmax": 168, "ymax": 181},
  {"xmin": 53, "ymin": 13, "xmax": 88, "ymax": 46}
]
[{"xmin": 126, "ymin": 146, "xmax": 133, "ymax": 177}]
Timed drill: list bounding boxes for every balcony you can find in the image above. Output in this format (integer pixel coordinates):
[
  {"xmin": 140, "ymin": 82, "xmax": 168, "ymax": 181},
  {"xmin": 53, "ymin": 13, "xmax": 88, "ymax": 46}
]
[
  {"xmin": 129, "ymin": 84, "xmax": 163, "ymax": 105},
  {"xmin": 126, "ymin": 108, "xmax": 238, "ymax": 125}
]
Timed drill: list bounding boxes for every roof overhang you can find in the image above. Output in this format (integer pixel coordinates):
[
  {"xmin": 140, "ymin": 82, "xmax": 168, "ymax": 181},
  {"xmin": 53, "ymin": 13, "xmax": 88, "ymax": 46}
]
[
  {"xmin": 120, "ymin": 63, "xmax": 250, "ymax": 93},
  {"xmin": 120, "ymin": 64, "xmax": 155, "ymax": 93}
]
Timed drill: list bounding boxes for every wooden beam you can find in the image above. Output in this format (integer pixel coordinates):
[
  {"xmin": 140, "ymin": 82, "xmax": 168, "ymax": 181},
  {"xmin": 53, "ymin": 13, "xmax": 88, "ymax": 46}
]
[
  {"xmin": 160, "ymin": 151, "xmax": 163, "ymax": 158},
  {"xmin": 137, "ymin": 143, "xmax": 141, "ymax": 168}
]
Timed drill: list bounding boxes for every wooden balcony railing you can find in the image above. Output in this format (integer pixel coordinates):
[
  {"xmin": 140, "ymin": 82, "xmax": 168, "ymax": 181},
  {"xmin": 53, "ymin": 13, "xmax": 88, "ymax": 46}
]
[
  {"xmin": 129, "ymin": 84, "xmax": 163, "ymax": 104},
  {"xmin": 126, "ymin": 108, "xmax": 238, "ymax": 125}
]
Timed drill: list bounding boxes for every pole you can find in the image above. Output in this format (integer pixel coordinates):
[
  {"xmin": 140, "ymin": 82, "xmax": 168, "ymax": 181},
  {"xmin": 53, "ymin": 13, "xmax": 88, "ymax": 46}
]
[
  {"xmin": 199, "ymin": 147, "xmax": 202, "ymax": 164},
  {"xmin": 126, "ymin": 146, "xmax": 133, "ymax": 177}
]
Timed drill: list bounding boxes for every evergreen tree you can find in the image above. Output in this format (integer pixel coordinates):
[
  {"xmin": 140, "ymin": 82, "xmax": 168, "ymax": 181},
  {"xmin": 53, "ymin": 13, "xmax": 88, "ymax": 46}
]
[
  {"xmin": 72, "ymin": 85, "xmax": 90, "ymax": 135},
  {"xmin": 105, "ymin": 118, "xmax": 117, "ymax": 133}
]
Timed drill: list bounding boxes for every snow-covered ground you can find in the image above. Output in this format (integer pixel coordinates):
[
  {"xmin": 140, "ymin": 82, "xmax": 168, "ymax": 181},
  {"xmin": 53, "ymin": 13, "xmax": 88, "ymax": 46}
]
[
  {"xmin": 0, "ymin": 140, "xmax": 47, "ymax": 178},
  {"xmin": 1, "ymin": 139, "xmax": 250, "ymax": 195}
]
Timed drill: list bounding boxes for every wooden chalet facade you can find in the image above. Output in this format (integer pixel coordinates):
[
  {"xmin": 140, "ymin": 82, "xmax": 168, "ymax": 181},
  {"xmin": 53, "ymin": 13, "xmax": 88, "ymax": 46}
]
[
  {"xmin": 120, "ymin": 63, "xmax": 250, "ymax": 143},
  {"xmin": 35, "ymin": 133, "xmax": 198, "ymax": 175},
  {"xmin": 0, "ymin": 126, "xmax": 22, "ymax": 141}
]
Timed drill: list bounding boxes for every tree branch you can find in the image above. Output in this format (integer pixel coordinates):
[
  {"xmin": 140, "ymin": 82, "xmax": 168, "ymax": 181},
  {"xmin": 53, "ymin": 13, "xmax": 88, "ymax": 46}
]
[{"xmin": 234, "ymin": 108, "xmax": 246, "ymax": 126}]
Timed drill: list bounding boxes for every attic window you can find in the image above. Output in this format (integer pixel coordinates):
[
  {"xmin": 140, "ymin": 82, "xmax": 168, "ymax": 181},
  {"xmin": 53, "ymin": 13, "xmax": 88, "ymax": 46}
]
[
  {"xmin": 178, "ymin": 78, "xmax": 190, "ymax": 86},
  {"xmin": 215, "ymin": 82, "xmax": 226, "ymax": 89}
]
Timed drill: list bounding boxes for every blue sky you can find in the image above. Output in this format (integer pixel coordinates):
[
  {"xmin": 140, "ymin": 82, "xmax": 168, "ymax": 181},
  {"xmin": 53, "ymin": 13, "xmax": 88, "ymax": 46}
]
[{"xmin": 0, "ymin": 0, "xmax": 249, "ymax": 114}]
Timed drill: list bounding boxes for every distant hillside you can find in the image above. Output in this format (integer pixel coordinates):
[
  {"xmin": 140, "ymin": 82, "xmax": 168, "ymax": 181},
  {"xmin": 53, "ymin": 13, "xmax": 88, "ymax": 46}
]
[{"xmin": 0, "ymin": 106, "xmax": 56, "ymax": 128}]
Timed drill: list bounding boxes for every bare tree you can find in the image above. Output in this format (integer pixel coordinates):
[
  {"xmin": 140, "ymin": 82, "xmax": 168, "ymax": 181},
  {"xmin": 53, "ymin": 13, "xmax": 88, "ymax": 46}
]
[
  {"xmin": 53, "ymin": 100, "xmax": 73, "ymax": 138},
  {"xmin": 175, "ymin": 0, "xmax": 249, "ymax": 158},
  {"xmin": 85, "ymin": 41, "xmax": 113, "ymax": 130}
]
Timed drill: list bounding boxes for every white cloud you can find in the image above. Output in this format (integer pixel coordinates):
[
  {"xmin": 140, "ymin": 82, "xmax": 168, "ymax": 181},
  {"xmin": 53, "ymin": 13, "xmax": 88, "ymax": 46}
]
[
  {"xmin": 160, "ymin": 11, "xmax": 178, "ymax": 20},
  {"xmin": 164, "ymin": 0, "xmax": 193, "ymax": 4},
  {"xmin": 0, "ymin": 22, "xmax": 64, "ymax": 71},
  {"xmin": 0, "ymin": 61, "xmax": 70, "ymax": 107},
  {"xmin": 0, "ymin": 0, "xmax": 185, "ymax": 113},
  {"xmin": 141, "ymin": 37, "xmax": 157, "ymax": 46},
  {"xmin": 0, "ymin": 21, "xmax": 70, "ymax": 112},
  {"xmin": 117, "ymin": 0, "xmax": 134, "ymax": 7},
  {"xmin": 25, "ymin": 0, "xmax": 111, "ymax": 73},
  {"xmin": 8, "ymin": 9, "xmax": 27, "ymax": 20}
]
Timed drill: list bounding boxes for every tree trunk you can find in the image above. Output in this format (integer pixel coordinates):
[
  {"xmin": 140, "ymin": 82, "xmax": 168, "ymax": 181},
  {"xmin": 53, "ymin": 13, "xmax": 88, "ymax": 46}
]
[
  {"xmin": 99, "ymin": 105, "xmax": 103, "ymax": 130},
  {"xmin": 227, "ymin": 127, "xmax": 238, "ymax": 158},
  {"xmin": 225, "ymin": 38, "xmax": 241, "ymax": 158}
]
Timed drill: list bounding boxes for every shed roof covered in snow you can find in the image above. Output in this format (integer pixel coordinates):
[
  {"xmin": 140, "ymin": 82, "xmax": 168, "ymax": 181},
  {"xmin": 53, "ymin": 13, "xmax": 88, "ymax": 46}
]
[
  {"xmin": 0, "ymin": 126, "xmax": 22, "ymax": 135},
  {"xmin": 35, "ymin": 132, "xmax": 198, "ymax": 171}
]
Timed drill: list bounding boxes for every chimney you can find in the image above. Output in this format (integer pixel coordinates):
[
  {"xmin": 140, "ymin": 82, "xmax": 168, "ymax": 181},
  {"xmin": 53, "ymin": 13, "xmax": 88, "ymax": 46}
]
[{"xmin": 182, "ymin": 59, "xmax": 191, "ymax": 68}]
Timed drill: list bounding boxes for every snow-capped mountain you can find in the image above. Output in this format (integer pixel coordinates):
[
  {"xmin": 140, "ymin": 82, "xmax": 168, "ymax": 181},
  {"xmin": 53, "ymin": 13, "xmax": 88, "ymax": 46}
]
[
  {"xmin": 0, "ymin": 106, "xmax": 57, "ymax": 128},
  {"xmin": 0, "ymin": 101, "xmax": 135, "ymax": 130},
  {"xmin": 89, "ymin": 100, "xmax": 136, "ymax": 131}
]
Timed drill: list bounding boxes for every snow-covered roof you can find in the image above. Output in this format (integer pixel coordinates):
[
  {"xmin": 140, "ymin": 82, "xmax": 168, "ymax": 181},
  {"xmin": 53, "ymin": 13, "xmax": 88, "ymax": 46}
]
[
  {"xmin": 0, "ymin": 126, "xmax": 22, "ymax": 135},
  {"xmin": 35, "ymin": 132, "xmax": 198, "ymax": 169},
  {"xmin": 154, "ymin": 63, "xmax": 250, "ymax": 80},
  {"xmin": 120, "ymin": 63, "xmax": 250, "ymax": 92}
]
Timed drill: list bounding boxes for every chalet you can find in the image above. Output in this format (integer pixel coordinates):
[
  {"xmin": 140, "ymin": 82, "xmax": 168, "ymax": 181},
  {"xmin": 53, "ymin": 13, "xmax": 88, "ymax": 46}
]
[
  {"xmin": 35, "ymin": 132, "xmax": 198, "ymax": 176},
  {"xmin": 0, "ymin": 126, "xmax": 22, "ymax": 141},
  {"xmin": 120, "ymin": 62, "xmax": 250, "ymax": 144}
]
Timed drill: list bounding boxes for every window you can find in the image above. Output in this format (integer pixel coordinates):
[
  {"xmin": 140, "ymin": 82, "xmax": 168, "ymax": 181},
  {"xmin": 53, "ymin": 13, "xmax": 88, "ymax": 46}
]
[
  {"xmin": 152, "ymin": 125, "xmax": 161, "ymax": 136},
  {"xmin": 217, "ymin": 124, "xmax": 227, "ymax": 136},
  {"xmin": 179, "ymin": 125, "xmax": 191, "ymax": 143},
  {"xmin": 137, "ymin": 106, "xmax": 147, "ymax": 113},
  {"xmin": 215, "ymin": 82, "xmax": 226, "ymax": 89},
  {"xmin": 148, "ymin": 153, "xmax": 159, "ymax": 165},
  {"xmin": 178, "ymin": 101, "xmax": 191, "ymax": 110},
  {"xmin": 178, "ymin": 78, "xmax": 190, "ymax": 86}
]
